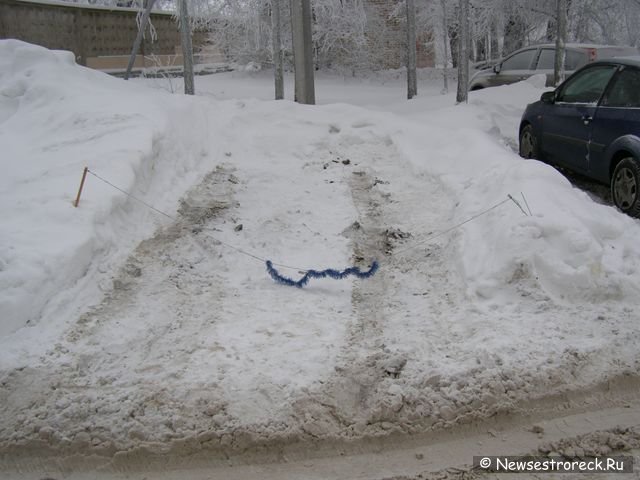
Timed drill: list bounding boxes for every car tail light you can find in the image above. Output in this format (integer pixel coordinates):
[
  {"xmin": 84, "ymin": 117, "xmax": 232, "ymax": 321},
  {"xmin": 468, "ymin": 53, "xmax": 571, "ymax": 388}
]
[{"xmin": 587, "ymin": 48, "xmax": 597, "ymax": 61}]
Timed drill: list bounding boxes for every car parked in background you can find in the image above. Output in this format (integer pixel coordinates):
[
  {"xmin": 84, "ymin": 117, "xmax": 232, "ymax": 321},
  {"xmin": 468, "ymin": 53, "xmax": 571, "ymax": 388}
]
[
  {"xmin": 519, "ymin": 57, "xmax": 640, "ymax": 216},
  {"xmin": 469, "ymin": 43, "xmax": 639, "ymax": 90}
]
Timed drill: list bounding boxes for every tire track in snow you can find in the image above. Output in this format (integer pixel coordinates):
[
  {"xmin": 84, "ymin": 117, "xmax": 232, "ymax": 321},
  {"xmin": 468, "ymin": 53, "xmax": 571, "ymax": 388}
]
[
  {"xmin": 291, "ymin": 133, "xmax": 460, "ymax": 438},
  {"xmin": 0, "ymin": 166, "xmax": 239, "ymax": 454}
]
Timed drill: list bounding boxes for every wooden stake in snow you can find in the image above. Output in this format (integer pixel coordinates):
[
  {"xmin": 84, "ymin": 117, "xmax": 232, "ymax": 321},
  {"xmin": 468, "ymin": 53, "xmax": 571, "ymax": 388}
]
[{"xmin": 74, "ymin": 167, "xmax": 89, "ymax": 208}]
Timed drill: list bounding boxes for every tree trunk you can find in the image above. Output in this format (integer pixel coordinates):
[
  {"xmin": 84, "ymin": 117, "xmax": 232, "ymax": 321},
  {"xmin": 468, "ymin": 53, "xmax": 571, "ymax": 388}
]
[
  {"xmin": 406, "ymin": 0, "xmax": 417, "ymax": 99},
  {"xmin": 272, "ymin": 0, "xmax": 284, "ymax": 100},
  {"xmin": 124, "ymin": 0, "xmax": 156, "ymax": 80},
  {"xmin": 440, "ymin": 0, "xmax": 449, "ymax": 93},
  {"xmin": 490, "ymin": 19, "xmax": 499, "ymax": 60},
  {"xmin": 179, "ymin": 0, "xmax": 195, "ymax": 95},
  {"xmin": 503, "ymin": 15, "xmax": 525, "ymax": 54},
  {"xmin": 290, "ymin": 0, "xmax": 315, "ymax": 104},
  {"xmin": 456, "ymin": 0, "xmax": 469, "ymax": 104},
  {"xmin": 554, "ymin": 0, "xmax": 567, "ymax": 86}
]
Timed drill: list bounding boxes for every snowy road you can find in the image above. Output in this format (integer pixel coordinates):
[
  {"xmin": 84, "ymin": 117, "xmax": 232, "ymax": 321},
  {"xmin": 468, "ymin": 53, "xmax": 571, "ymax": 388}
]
[{"xmin": 3, "ymin": 385, "xmax": 640, "ymax": 479}]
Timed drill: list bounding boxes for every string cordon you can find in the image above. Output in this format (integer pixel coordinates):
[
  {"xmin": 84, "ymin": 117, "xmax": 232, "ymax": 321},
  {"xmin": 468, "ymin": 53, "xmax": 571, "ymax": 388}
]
[{"xmin": 83, "ymin": 169, "xmax": 526, "ymax": 288}]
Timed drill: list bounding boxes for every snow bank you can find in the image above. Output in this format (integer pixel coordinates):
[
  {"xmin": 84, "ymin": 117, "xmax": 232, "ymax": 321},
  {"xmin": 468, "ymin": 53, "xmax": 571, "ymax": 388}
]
[
  {"xmin": 389, "ymin": 80, "xmax": 640, "ymax": 304},
  {"xmin": 0, "ymin": 40, "xmax": 214, "ymax": 339}
]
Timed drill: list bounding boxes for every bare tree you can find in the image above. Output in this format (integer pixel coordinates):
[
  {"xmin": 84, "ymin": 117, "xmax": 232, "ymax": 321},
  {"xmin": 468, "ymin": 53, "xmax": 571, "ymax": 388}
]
[
  {"xmin": 456, "ymin": 0, "xmax": 469, "ymax": 103},
  {"xmin": 406, "ymin": 0, "xmax": 417, "ymax": 99},
  {"xmin": 554, "ymin": 0, "xmax": 567, "ymax": 86},
  {"xmin": 272, "ymin": 0, "xmax": 284, "ymax": 99},
  {"xmin": 124, "ymin": 0, "xmax": 156, "ymax": 80}
]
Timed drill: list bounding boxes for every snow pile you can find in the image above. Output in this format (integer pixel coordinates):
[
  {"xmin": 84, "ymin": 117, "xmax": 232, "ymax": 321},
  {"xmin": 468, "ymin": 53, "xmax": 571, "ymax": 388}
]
[
  {"xmin": 0, "ymin": 40, "xmax": 214, "ymax": 338},
  {"xmin": 388, "ymin": 82, "xmax": 640, "ymax": 304}
]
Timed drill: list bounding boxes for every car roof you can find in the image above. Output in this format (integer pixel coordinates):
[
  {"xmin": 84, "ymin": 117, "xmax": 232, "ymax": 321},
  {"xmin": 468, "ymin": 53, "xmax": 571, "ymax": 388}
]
[
  {"xmin": 589, "ymin": 56, "xmax": 640, "ymax": 68},
  {"xmin": 479, "ymin": 44, "xmax": 640, "ymax": 68},
  {"xmin": 529, "ymin": 42, "xmax": 637, "ymax": 50}
]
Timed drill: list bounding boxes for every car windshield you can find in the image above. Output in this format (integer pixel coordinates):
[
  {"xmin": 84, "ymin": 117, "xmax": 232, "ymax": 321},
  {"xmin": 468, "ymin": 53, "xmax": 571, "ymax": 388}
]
[
  {"xmin": 601, "ymin": 67, "xmax": 640, "ymax": 107},
  {"xmin": 556, "ymin": 65, "xmax": 618, "ymax": 104}
]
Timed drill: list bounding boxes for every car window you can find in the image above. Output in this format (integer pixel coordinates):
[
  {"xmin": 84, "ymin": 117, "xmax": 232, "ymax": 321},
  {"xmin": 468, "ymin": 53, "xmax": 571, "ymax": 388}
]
[
  {"xmin": 555, "ymin": 65, "xmax": 617, "ymax": 104},
  {"xmin": 565, "ymin": 50, "xmax": 588, "ymax": 70},
  {"xmin": 601, "ymin": 67, "xmax": 640, "ymax": 108},
  {"xmin": 502, "ymin": 49, "xmax": 536, "ymax": 70},
  {"xmin": 536, "ymin": 49, "xmax": 588, "ymax": 71},
  {"xmin": 536, "ymin": 49, "xmax": 555, "ymax": 70}
]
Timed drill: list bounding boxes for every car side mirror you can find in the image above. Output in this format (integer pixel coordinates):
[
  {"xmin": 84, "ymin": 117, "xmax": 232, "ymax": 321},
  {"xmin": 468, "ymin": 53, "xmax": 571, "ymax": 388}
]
[
  {"xmin": 493, "ymin": 63, "xmax": 502, "ymax": 74},
  {"xmin": 541, "ymin": 91, "xmax": 555, "ymax": 104}
]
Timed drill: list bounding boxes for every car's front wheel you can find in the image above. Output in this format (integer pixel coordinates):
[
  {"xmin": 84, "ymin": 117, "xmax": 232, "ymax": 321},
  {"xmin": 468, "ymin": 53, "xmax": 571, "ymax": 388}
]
[
  {"xmin": 519, "ymin": 124, "xmax": 539, "ymax": 159},
  {"xmin": 612, "ymin": 157, "xmax": 640, "ymax": 217}
]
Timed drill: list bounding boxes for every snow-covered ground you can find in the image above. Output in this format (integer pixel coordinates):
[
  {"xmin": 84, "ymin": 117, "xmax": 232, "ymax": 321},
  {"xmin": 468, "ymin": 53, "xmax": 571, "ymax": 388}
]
[{"xmin": 1, "ymin": 40, "xmax": 640, "ymax": 466}]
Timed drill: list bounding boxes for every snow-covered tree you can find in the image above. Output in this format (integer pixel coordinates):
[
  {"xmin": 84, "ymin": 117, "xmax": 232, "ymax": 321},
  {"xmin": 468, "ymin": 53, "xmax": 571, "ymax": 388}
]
[
  {"xmin": 197, "ymin": 0, "xmax": 371, "ymax": 72},
  {"xmin": 199, "ymin": 1, "xmax": 274, "ymax": 67},
  {"xmin": 312, "ymin": 0, "xmax": 370, "ymax": 71}
]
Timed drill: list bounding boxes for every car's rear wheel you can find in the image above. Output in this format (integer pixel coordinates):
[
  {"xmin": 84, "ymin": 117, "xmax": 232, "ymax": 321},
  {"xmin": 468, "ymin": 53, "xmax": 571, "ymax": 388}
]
[
  {"xmin": 611, "ymin": 157, "xmax": 640, "ymax": 217},
  {"xmin": 519, "ymin": 124, "xmax": 539, "ymax": 159}
]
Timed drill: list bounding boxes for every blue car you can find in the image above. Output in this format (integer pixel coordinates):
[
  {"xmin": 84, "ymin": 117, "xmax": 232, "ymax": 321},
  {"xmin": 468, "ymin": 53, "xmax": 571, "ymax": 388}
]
[{"xmin": 519, "ymin": 57, "xmax": 640, "ymax": 216}]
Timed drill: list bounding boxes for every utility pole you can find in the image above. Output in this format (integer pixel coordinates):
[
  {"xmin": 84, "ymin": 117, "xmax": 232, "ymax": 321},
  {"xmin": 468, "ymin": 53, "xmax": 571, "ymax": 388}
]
[
  {"xmin": 455, "ymin": 0, "xmax": 469, "ymax": 104},
  {"xmin": 272, "ymin": 0, "xmax": 284, "ymax": 100},
  {"xmin": 290, "ymin": 0, "xmax": 315, "ymax": 104},
  {"xmin": 554, "ymin": 0, "xmax": 567, "ymax": 86},
  {"xmin": 179, "ymin": 0, "xmax": 195, "ymax": 95},
  {"xmin": 406, "ymin": 0, "xmax": 417, "ymax": 99}
]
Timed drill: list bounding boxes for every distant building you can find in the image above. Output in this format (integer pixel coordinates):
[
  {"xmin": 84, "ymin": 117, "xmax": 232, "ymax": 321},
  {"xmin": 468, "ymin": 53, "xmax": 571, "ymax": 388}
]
[{"xmin": 0, "ymin": 0, "xmax": 209, "ymax": 72}]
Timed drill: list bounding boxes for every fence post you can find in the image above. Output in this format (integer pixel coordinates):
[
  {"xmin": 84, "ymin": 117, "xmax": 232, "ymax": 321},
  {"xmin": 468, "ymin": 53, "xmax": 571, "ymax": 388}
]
[{"xmin": 74, "ymin": 167, "xmax": 89, "ymax": 208}]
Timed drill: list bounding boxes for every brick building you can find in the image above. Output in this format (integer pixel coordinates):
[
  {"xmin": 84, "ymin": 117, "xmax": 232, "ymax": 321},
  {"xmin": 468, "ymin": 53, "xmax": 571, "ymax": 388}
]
[{"xmin": 0, "ymin": 0, "xmax": 210, "ymax": 71}]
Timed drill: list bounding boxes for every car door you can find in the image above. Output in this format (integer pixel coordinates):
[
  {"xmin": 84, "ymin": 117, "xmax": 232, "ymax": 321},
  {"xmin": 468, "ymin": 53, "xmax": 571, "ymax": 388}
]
[
  {"xmin": 588, "ymin": 65, "xmax": 640, "ymax": 183},
  {"xmin": 541, "ymin": 64, "xmax": 618, "ymax": 173},
  {"xmin": 490, "ymin": 48, "xmax": 538, "ymax": 87}
]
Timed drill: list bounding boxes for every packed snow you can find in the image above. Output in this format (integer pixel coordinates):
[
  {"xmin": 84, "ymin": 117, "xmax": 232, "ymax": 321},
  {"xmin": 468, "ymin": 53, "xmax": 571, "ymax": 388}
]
[{"xmin": 1, "ymin": 40, "xmax": 640, "ymax": 459}]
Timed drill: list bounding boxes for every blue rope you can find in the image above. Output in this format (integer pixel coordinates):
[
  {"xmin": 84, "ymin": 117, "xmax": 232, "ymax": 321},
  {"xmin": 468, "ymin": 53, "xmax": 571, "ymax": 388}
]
[{"xmin": 266, "ymin": 260, "xmax": 379, "ymax": 288}]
